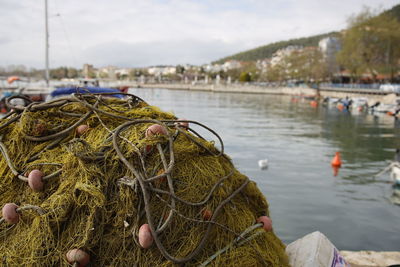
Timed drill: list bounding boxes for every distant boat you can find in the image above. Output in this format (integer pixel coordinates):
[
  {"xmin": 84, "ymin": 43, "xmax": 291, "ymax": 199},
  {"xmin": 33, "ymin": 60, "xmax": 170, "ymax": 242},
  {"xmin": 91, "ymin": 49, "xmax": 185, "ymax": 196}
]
[
  {"xmin": 391, "ymin": 162, "xmax": 400, "ymax": 186},
  {"xmin": 390, "ymin": 163, "xmax": 400, "ymax": 205},
  {"xmin": 351, "ymin": 97, "xmax": 368, "ymax": 108},
  {"xmin": 374, "ymin": 103, "xmax": 397, "ymax": 113},
  {"xmin": 322, "ymin": 97, "xmax": 340, "ymax": 107},
  {"xmin": 374, "ymin": 149, "xmax": 400, "ymax": 187},
  {"xmin": 48, "ymin": 87, "xmax": 124, "ymax": 99},
  {"xmin": 47, "ymin": 80, "xmax": 125, "ymax": 100}
]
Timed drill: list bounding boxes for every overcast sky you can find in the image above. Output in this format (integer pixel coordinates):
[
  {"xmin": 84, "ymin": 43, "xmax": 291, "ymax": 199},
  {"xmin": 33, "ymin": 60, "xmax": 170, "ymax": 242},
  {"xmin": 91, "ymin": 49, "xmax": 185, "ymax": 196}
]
[{"xmin": 0, "ymin": 0, "xmax": 398, "ymax": 69}]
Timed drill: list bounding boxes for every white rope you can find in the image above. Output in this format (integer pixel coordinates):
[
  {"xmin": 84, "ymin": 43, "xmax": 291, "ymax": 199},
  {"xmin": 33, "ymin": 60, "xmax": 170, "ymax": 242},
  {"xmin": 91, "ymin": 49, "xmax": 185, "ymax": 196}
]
[{"xmin": 374, "ymin": 161, "xmax": 397, "ymax": 178}]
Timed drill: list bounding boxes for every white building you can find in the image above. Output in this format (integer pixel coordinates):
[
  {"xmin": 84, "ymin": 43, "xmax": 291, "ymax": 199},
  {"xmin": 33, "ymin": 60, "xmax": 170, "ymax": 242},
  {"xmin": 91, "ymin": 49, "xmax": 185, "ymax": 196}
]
[
  {"xmin": 256, "ymin": 59, "xmax": 271, "ymax": 72},
  {"xmin": 115, "ymin": 68, "xmax": 132, "ymax": 77},
  {"xmin": 203, "ymin": 64, "xmax": 223, "ymax": 73},
  {"xmin": 83, "ymin": 64, "xmax": 94, "ymax": 78},
  {"xmin": 147, "ymin": 66, "xmax": 176, "ymax": 76},
  {"xmin": 97, "ymin": 65, "xmax": 117, "ymax": 79},
  {"xmin": 319, "ymin": 37, "xmax": 341, "ymax": 74},
  {"xmin": 270, "ymin": 45, "xmax": 303, "ymax": 66},
  {"xmin": 222, "ymin": 60, "xmax": 242, "ymax": 71},
  {"xmin": 319, "ymin": 37, "xmax": 341, "ymax": 58}
]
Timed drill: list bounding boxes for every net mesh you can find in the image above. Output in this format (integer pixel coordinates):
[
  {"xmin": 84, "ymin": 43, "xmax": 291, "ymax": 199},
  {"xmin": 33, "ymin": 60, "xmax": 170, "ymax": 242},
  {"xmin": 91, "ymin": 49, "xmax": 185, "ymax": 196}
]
[{"xmin": 0, "ymin": 93, "xmax": 288, "ymax": 266}]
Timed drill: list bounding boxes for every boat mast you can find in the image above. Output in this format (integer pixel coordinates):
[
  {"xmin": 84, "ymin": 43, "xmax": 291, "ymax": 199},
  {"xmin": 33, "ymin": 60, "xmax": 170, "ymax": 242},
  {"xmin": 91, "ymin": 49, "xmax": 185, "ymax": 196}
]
[{"xmin": 44, "ymin": 0, "xmax": 49, "ymax": 86}]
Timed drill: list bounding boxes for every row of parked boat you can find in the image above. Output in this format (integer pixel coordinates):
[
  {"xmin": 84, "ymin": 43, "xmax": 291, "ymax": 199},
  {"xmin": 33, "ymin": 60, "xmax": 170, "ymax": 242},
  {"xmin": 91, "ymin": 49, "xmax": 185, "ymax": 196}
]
[
  {"xmin": 0, "ymin": 79, "xmax": 129, "ymax": 114},
  {"xmin": 321, "ymin": 95, "xmax": 400, "ymax": 118}
]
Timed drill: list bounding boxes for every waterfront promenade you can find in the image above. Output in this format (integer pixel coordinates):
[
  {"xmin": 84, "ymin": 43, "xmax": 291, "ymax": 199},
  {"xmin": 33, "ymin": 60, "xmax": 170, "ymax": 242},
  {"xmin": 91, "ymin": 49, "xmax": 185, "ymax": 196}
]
[
  {"xmin": 134, "ymin": 82, "xmax": 396, "ymax": 103},
  {"xmin": 1, "ymin": 82, "xmax": 398, "ymax": 108}
]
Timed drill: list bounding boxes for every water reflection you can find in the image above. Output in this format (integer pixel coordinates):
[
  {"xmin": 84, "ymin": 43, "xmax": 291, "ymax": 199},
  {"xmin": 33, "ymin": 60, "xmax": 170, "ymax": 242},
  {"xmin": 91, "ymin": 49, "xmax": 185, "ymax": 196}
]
[
  {"xmin": 332, "ymin": 166, "xmax": 340, "ymax": 177},
  {"xmin": 131, "ymin": 88, "xmax": 400, "ymax": 251}
]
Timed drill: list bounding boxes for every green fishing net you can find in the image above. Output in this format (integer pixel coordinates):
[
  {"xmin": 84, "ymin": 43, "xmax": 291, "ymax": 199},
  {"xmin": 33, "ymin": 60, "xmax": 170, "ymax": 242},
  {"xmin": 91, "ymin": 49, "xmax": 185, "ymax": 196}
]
[{"xmin": 0, "ymin": 93, "xmax": 288, "ymax": 266}]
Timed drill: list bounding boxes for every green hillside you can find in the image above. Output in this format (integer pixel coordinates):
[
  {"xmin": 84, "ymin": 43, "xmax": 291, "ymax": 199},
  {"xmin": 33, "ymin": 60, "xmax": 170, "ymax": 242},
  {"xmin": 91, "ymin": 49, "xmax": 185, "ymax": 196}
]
[
  {"xmin": 384, "ymin": 3, "xmax": 400, "ymax": 20},
  {"xmin": 213, "ymin": 4, "xmax": 400, "ymax": 64},
  {"xmin": 213, "ymin": 32, "xmax": 338, "ymax": 64}
]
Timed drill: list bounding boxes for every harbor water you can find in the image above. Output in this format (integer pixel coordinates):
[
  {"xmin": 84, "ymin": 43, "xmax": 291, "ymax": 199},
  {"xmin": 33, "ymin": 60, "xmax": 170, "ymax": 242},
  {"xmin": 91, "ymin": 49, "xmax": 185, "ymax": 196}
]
[{"xmin": 131, "ymin": 87, "xmax": 400, "ymax": 251}]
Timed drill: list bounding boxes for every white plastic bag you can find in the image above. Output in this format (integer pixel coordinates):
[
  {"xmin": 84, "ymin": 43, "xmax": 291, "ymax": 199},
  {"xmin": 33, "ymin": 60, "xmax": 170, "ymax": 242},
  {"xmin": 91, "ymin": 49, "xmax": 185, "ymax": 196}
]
[{"xmin": 285, "ymin": 231, "xmax": 349, "ymax": 267}]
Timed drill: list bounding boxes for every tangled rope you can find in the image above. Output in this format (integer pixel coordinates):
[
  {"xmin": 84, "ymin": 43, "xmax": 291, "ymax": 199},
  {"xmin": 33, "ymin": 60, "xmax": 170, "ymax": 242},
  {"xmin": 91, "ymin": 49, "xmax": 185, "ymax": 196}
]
[{"xmin": 0, "ymin": 92, "xmax": 288, "ymax": 266}]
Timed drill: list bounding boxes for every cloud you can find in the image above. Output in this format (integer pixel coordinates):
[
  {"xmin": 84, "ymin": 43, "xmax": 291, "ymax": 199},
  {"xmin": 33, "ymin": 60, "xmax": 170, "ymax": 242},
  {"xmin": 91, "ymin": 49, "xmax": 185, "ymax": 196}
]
[
  {"xmin": 0, "ymin": 37, "xmax": 10, "ymax": 45},
  {"xmin": 82, "ymin": 39, "xmax": 243, "ymax": 67},
  {"xmin": 0, "ymin": 0, "xmax": 398, "ymax": 68}
]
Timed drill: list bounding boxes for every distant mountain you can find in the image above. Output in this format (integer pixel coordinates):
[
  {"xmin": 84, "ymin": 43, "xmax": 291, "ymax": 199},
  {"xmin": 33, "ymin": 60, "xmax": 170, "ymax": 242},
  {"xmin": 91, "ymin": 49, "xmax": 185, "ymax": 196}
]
[
  {"xmin": 213, "ymin": 32, "xmax": 338, "ymax": 64},
  {"xmin": 213, "ymin": 4, "xmax": 400, "ymax": 64}
]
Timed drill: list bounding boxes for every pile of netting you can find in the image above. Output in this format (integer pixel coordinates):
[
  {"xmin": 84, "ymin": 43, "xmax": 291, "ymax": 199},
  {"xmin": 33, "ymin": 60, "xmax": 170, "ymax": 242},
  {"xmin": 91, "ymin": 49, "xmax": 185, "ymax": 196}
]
[{"xmin": 0, "ymin": 93, "xmax": 288, "ymax": 266}]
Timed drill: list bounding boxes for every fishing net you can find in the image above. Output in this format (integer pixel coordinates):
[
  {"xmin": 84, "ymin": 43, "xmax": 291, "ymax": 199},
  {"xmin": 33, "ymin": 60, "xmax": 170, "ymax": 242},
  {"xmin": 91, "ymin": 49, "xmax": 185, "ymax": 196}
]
[{"xmin": 0, "ymin": 93, "xmax": 288, "ymax": 266}]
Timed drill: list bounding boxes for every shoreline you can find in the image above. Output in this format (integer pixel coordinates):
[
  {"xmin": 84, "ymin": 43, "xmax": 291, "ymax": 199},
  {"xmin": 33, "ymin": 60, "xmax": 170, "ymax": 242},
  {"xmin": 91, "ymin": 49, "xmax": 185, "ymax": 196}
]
[
  {"xmin": 1, "ymin": 82, "xmax": 397, "ymax": 104},
  {"xmin": 133, "ymin": 83, "xmax": 397, "ymax": 103}
]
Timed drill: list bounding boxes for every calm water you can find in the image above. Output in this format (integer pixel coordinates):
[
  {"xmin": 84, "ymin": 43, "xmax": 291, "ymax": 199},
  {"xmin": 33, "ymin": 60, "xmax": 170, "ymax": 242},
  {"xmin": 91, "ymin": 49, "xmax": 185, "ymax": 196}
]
[{"xmin": 131, "ymin": 88, "xmax": 400, "ymax": 251}]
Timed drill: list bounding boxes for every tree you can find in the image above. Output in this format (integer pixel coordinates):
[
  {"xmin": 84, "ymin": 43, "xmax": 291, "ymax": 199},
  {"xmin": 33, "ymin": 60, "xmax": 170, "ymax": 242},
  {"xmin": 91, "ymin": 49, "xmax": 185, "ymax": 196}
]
[
  {"xmin": 176, "ymin": 65, "xmax": 185, "ymax": 74},
  {"xmin": 88, "ymin": 71, "xmax": 96, "ymax": 79},
  {"xmin": 239, "ymin": 72, "xmax": 251, "ymax": 82},
  {"xmin": 225, "ymin": 68, "xmax": 241, "ymax": 81},
  {"xmin": 99, "ymin": 72, "xmax": 109, "ymax": 79},
  {"xmin": 50, "ymin": 67, "xmax": 68, "ymax": 79},
  {"xmin": 337, "ymin": 8, "xmax": 400, "ymax": 82},
  {"xmin": 67, "ymin": 68, "xmax": 79, "ymax": 78},
  {"xmin": 262, "ymin": 48, "xmax": 327, "ymax": 83},
  {"xmin": 119, "ymin": 74, "xmax": 128, "ymax": 80},
  {"xmin": 264, "ymin": 63, "xmax": 285, "ymax": 82}
]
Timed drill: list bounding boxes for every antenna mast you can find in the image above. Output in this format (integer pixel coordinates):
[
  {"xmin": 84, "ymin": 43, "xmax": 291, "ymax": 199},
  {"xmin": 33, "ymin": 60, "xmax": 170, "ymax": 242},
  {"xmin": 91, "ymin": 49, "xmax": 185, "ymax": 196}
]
[{"xmin": 44, "ymin": 0, "xmax": 49, "ymax": 86}]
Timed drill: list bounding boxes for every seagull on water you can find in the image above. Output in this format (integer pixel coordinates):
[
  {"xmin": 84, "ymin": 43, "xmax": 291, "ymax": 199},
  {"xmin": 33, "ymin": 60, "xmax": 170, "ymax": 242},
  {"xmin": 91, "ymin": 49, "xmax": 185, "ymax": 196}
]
[{"xmin": 258, "ymin": 159, "xmax": 268, "ymax": 170}]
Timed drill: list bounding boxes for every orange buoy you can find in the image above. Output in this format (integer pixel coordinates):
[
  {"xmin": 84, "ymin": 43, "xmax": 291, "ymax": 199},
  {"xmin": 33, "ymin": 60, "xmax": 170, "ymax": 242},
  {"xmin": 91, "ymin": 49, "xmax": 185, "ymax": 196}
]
[
  {"xmin": 331, "ymin": 152, "xmax": 342, "ymax": 167},
  {"xmin": 174, "ymin": 119, "xmax": 189, "ymax": 129},
  {"xmin": 337, "ymin": 104, "xmax": 344, "ymax": 111},
  {"xmin": 201, "ymin": 208, "xmax": 212, "ymax": 221},
  {"xmin": 154, "ymin": 169, "xmax": 166, "ymax": 186},
  {"xmin": 34, "ymin": 123, "xmax": 47, "ymax": 136},
  {"xmin": 28, "ymin": 169, "xmax": 44, "ymax": 192},
  {"xmin": 144, "ymin": 144, "xmax": 153, "ymax": 154},
  {"xmin": 2, "ymin": 203, "xmax": 20, "ymax": 224},
  {"xmin": 66, "ymin": 249, "xmax": 90, "ymax": 266},
  {"xmin": 76, "ymin": 125, "xmax": 89, "ymax": 136},
  {"xmin": 138, "ymin": 224, "xmax": 153, "ymax": 248},
  {"xmin": 256, "ymin": 216, "xmax": 273, "ymax": 231},
  {"xmin": 144, "ymin": 124, "xmax": 168, "ymax": 154},
  {"xmin": 7, "ymin": 76, "xmax": 20, "ymax": 84},
  {"xmin": 310, "ymin": 100, "xmax": 318, "ymax": 108},
  {"xmin": 145, "ymin": 124, "xmax": 167, "ymax": 138}
]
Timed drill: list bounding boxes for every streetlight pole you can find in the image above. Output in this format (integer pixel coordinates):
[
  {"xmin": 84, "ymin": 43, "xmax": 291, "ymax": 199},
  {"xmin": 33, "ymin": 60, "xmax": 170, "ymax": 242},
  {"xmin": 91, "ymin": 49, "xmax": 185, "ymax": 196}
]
[{"xmin": 44, "ymin": 0, "xmax": 49, "ymax": 87}]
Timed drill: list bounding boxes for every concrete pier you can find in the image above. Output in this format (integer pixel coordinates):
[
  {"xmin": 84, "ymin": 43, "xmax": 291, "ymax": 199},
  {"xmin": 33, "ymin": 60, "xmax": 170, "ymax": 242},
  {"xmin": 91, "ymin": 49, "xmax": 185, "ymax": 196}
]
[
  {"xmin": 341, "ymin": 251, "xmax": 400, "ymax": 267},
  {"xmin": 1, "ymin": 83, "xmax": 397, "ymax": 103},
  {"xmin": 133, "ymin": 83, "xmax": 396, "ymax": 103}
]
